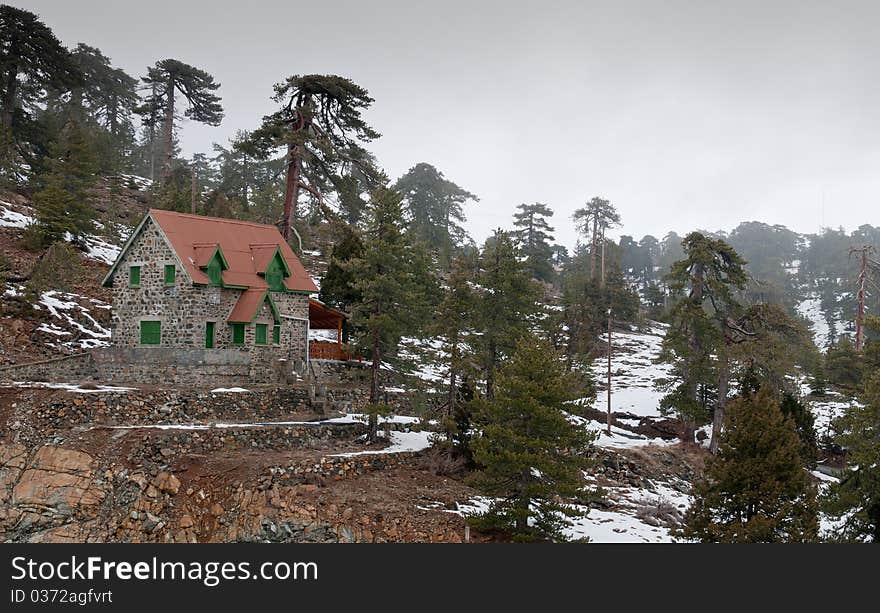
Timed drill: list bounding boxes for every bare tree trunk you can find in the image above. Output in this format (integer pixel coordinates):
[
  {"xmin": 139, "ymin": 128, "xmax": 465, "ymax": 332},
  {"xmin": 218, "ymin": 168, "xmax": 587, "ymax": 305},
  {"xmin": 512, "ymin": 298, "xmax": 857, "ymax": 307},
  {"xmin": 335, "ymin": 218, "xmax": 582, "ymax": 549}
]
[
  {"xmin": 600, "ymin": 226, "xmax": 606, "ymax": 289},
  {"xmin": 1, "ymin": 64, "xmax": 18, "ymax": 131},
  {"xmin": 448, "ymin": 364, "xmax": 457, "ymax": 442},
  {"xmin": 162, "ymin": 77, "xmax": 175, "ymax": 181},
  {"xmin": 590, "ymin": 216, "xmax": 598, "ymax": 280},
  {"xmin": 486, "ymin": 340, "xmax": 497, "ymax": 401},
  {"xmin": 191, "ymin": 169, "xmax": 197, "ymax": 214},
  {"xmin": 710, "ymin": 350, "xmax": 729, "ymax": 454},
  {"xmin": 369, "ymin": 327, "xmax": 380, "ymax": 442},
  {"xmin": 281, "ymin": 141, "xmax": 300, "ymax": 240}
]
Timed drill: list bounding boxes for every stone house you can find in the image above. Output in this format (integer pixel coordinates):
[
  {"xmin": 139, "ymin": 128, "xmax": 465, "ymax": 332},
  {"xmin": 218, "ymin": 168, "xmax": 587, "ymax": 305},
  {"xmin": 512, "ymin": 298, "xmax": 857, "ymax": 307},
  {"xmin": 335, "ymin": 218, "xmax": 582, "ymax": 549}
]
[{"xmin": 101, "ymin": 209, "xmax": 321, "ymax": 380}]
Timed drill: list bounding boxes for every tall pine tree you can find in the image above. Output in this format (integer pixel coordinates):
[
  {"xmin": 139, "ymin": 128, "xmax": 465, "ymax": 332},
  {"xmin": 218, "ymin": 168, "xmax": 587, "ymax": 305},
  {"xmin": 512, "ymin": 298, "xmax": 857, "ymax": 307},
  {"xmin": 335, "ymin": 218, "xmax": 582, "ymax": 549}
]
[
  {"xmin": 394, "ymin": 162, "xmax": 478, "ymax": 268},
  {"xmin": 511, "ymin": 202, "xmax": 555, "ymax": 282},
  {"xmin": 677, "ymin": 386, "xmax": 819, "ymax": 542},
  {"xmin": 138, "ymin": 59, "xmax": 223, "ymax": 180},
  {"xmin": 346, "ymin": 185, "xmax": 434, "ymax": 440},
  {"xmin": 244, "ymin": 74, "xmax": 380, "ymax": 240},
  {"xmin": 474, "ymin": 230, "xmax": 540, "ymax": 399},
  {"xmin": 31, "ymin": 122, "xmax": 98, "ymax": 246},
  {"xmin": 0, "ymin": 5, "xmax": 80, "ymax": 176},
  {"xmin": 469, "ymin": 334, "xmax": 597, "ymax": 542}
]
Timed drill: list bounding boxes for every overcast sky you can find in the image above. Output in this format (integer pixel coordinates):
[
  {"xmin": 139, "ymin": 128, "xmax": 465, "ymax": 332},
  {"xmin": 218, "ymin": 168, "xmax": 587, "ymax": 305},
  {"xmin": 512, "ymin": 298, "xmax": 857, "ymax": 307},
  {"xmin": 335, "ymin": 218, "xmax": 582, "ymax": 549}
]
[{"xmin": 21, "ymin": 0, "xmax": 880, "ymax": 249}]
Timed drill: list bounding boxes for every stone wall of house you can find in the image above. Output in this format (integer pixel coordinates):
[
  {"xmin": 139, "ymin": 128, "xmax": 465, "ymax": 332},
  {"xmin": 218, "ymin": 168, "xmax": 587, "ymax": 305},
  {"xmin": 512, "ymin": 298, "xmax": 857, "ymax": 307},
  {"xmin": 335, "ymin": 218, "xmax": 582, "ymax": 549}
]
[
  {"xmin": 274, "ymin": 292, "xmax": 309, "ymax": 369},
  {"xmin": 109, "ymin": 219, "xmax": 201, "ymax": 348},
  {"xmin": 107, "ymin": 216, "xmax": 313, "ymax": 378}
]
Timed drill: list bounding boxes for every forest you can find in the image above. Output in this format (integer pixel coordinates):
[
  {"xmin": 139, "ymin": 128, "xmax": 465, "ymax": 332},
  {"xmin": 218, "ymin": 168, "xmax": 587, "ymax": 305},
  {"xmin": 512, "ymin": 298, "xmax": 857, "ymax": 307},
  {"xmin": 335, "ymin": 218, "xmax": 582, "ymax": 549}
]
[{"xmin": 2, "ymin": 3, "xmax": 880, "ymax": 543}]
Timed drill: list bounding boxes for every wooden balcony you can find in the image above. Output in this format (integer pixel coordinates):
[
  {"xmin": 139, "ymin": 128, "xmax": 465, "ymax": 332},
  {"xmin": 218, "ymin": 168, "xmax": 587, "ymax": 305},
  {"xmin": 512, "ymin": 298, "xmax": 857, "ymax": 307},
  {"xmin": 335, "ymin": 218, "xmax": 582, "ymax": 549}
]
[{"xmin": 309, "ymin": 341, "xmax": 353, "ymax": 361}]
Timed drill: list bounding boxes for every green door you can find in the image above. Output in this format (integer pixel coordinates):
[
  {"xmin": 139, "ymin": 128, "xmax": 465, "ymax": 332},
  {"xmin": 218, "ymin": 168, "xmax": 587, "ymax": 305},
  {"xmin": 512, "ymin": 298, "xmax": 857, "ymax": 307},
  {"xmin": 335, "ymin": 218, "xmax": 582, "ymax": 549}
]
[
  {"xmin": 205, "ymin": 322, "xmax": 215, "ymax": 348},
  {"xmin": 140, "ymin": 320, "xmax": 160, "ymax": 345}
]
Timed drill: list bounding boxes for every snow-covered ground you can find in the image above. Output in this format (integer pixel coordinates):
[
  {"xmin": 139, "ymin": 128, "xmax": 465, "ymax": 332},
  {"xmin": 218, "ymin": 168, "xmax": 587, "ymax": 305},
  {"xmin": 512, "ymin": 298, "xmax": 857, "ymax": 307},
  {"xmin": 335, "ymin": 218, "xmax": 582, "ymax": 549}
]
[
  {"xmin": 0, "ymin": 201, "xmax": 30, "ymax": 228},
  {"xmin": 11, "ymin": 382, "xmax": 136, "ymax": 393},
  {"xmin": 1, "ymin": 201, "xmax": 123, "ymax": 265},
  {"xmin": 566, "ymin": 412, "xmax": 676, "ymax": 450},
  {"xmin": 33, "ymin": 290, "xmax": 111, "ymax": 350},
  {"xmin": 581, "ymin": 322, "xmax": 672, "ymax": 419},
  {"xmin": 796, "ymin": 296, "xmax": 833, "ymax": 349},
  {"xmin": 452, "ymin": 473, "xmax": 693, "ymax": 543}
]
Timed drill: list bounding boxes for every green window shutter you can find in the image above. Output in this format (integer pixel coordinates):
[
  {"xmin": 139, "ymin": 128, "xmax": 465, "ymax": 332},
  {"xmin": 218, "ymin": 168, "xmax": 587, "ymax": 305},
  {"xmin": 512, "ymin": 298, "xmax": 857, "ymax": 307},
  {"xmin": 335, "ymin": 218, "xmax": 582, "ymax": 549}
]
[
  {"xmin": 208, "ymin": 256, "xmax": 222, "ymax": 286},
  {"xmin": 129, "ymin": 265, "xmax": 140, "ymax": 287},
  {"xmin": 255, "ymin": 323, "xmax": 268, "ymax": 345},
  {"xmin": 140, "ymin": 320, "xmax": 160, "ymax": 345},
  {"xmin": 272, "ymin": 325, "xmax": 280, "ymax": 345},
  {"xmin": 205, "ymin": 322, "xmax": 215, "ymax": 348},
  {"xmin": 265, "ymin": 256, "xmax": 285, "ymax": 292},
  {"xmin": 231, "ymin": 323, "xmax": 245, "ymax": 345},
  {"xmin": 164, "ymin": 264, "xmax": 176, "ymax": 285}
]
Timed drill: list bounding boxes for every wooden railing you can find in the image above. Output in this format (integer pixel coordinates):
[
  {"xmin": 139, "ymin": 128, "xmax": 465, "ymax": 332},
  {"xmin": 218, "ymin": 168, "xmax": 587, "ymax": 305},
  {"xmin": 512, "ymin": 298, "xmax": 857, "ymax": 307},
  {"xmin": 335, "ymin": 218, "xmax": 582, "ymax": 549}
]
[{"xmin": 309, "ymin": 341, "xmax": 353, "ymax": 361}]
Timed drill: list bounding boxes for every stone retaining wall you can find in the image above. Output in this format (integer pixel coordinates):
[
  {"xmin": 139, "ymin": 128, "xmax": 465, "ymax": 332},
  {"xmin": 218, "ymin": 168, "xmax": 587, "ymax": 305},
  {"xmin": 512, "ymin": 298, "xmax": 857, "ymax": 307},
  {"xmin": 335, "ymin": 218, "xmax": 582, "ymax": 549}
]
[{"xmin": 0, "ymin": 347, "xmax": 298, "ymax": 386}]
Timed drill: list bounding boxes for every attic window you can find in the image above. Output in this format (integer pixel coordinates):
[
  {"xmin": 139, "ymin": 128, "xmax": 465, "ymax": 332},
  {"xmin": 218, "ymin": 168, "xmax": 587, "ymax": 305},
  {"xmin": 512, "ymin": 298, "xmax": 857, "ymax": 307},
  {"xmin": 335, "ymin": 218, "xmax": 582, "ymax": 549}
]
[
  {"xmin": 164, "ymin": 264, "xmax": 176, "ymax": 285},
  {"xmin": 129, "ymin": 266, "xmax": 141, "ymax": 288},
  {"xmin": 264, "ymin": 251, "xmax": 288, "ymax": 292},
  {"xmin": 207, "ymin": 255, "xmax": 223, "ymax": 286}
]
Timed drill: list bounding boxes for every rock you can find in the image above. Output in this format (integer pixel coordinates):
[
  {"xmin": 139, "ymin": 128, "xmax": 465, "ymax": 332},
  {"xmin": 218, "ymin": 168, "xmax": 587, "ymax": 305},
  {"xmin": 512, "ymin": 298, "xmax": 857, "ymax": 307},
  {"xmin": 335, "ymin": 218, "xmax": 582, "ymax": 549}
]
[
  {"xmin": 179, "ymin": 514, "xmax": 194, "ymax": 529},
  {"xmin": 11, "ymin": 446, "xmax": 104, "ymax": 522},
  {"xmin": 153, "ymin": 471, "xmax": 181, "ymax": 495}
]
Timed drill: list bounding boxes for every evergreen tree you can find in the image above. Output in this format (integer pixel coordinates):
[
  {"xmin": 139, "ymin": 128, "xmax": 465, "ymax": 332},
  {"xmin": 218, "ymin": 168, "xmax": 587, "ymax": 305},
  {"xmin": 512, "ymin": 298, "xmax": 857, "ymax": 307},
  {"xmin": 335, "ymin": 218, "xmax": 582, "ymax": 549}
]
[
  {"xmin": 319, "ymin": 226, "xmax": 365, "ymax": 311},
  {"xmin": 511, "ymin": 202, "xmax": 555, "ymax": 282},
  {"xmin": 658, "ymin": 232, "xmax": 747, "ymax": 445},
  {"xmin": 346, "ymin": 185, "xmax": 434, "ymax": 440},
  {"xmin": 138, "ymin": 59, "xmax": 223, "ymax": 180},
  {"xmin": 468, "ymin": 334, "xmax": 598, "ymax": 542},
  {"xmin": 823, "ymin": 371, "xmax": 880, "ymax": 541},
  {"xmin": 432, "ymin": 253, "xmax": 478, "ymax": 446},
  {"xmin": 31, "ymin": 123, "xmax": 98, "ymax": 246},
  {"xmin": 0, "ymin": 5, "xmax": 80, "ymax": 174},
  {"xmin": 825, "ymin": 336, "xmax": 864, "ymax": 393},
  {"xmin": 244, "ymin": 74, "xmax": 380, "ymax": 240},
  {"xmin": 572, "ymin": 196, "xmax": 620, "ymax": 285},
  {"xmin": 394, "ymin": 162, "xmax": 478, "ymax": 268},
  {"xmin": 677, "ymin": 387, "xmax": 819, "ymax": 542},
  {"xmin": 25, "ymin": 241, "xmax": 82, "ymax": 297},
  {"xmin": 473, "ymin": 230, "xmax": 540, "ymax": 399}
]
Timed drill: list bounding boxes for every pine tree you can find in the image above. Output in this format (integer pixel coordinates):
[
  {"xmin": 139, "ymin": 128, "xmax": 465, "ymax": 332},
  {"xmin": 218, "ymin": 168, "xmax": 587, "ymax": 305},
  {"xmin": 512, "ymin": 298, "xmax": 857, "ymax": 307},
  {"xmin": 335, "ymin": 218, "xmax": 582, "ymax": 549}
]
[
  {"xmin": 138, "ymin": 59, "xmax": 223, "ymax": 180},
  {"xmin": 432, "ymin": 253, "xmax": 478, "ymax": 445},
  {"xmin": 825, "ymin": 336, "xmax": 864, "ymax": 393},
  {"xmin": 394, "ymin": 162, "xmax": 478, "ymax": 268},
  {"xmin": 468, "ymin": 334, "xmax": 598, "ymax": 542},
  {"xmin": 512, "ymin": 202, "xmax": 555, "ymax": 282},
  {"xmin": 677, "ymin": 387, "xmax": 819, "ymax": 542},
  {"xmin": 244, "ymin": 74, "xmax": 380, "ymax": 240},
  {"xmin": 0, "ymin": 5, "xmax": 81, "ymax": 175},
  {"xmin": 558, "ymin": 244, "xmax": 640, "ymax": 361},
  {"xmin": 319, "ymin": 226, "xmax": 365, "ymax": 311},
  {"xmin": 473, "ymin": 230, "xmax": 540, "ymax": 399},
  {"xmin": 658, "ymin": 232, "xmax": 747, "ymax": 445},
  {"xmin": 572, "ymin": 196, "xmax": 620, "ymax": 285},
  {"xmin": 31, "ymin": 123, "xmax": 98, "ymax": 246},
  {"xmin": 823, "ymin": 371, "xmax": 880, "ymax": 542},
  {"xmin": 345, "ymin": 185, "xmax": 435, "ymax": 440}
]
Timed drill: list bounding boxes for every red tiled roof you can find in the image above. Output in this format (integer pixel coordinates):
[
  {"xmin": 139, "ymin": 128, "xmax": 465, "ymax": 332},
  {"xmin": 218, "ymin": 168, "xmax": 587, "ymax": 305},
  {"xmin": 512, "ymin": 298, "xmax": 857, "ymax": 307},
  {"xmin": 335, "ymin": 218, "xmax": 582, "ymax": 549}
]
[
  {"xmin": 228, "ymin": 289, "xmax": 278, "ymax": 323},
  {"xmin": 149, "ymin": 209, "xmax": 317, "ymax": 295}
]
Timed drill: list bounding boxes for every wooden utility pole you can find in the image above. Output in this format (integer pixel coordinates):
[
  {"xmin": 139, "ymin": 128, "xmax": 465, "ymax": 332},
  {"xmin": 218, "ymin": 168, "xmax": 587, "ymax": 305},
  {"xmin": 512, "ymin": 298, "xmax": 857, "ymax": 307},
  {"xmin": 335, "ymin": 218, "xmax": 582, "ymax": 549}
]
[
  {"xmin": 850, "ymin": 246, "xmax": 873, "ymax": 351},
  {"xmin": 606, "ymin": 308, "xmax": 612, "ymax": 435}
]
